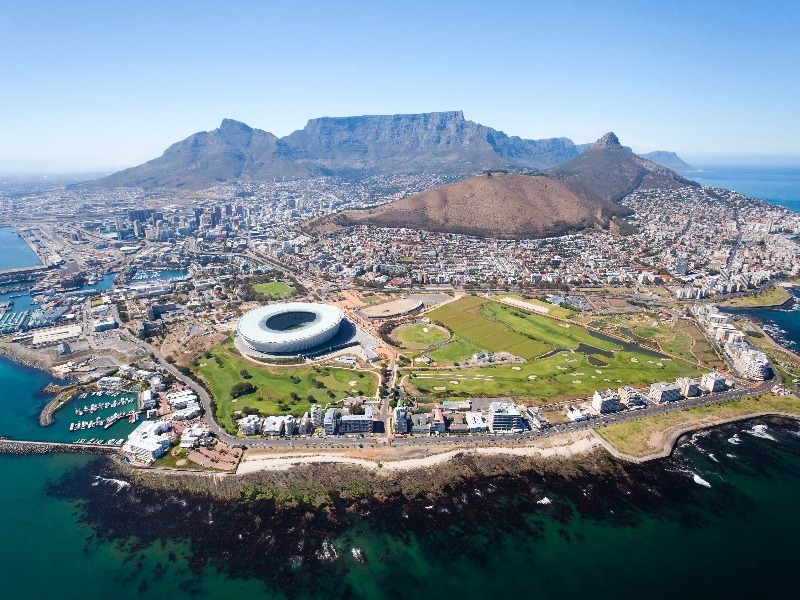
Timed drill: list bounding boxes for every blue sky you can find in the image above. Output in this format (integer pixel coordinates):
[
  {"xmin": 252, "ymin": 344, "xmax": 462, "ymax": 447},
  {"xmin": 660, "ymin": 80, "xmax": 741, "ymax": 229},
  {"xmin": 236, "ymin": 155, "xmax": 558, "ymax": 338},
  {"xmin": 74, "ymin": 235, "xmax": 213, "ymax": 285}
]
[{"xmin": 1, "ymin": 0, "xmax": 798, "ymax": 171}]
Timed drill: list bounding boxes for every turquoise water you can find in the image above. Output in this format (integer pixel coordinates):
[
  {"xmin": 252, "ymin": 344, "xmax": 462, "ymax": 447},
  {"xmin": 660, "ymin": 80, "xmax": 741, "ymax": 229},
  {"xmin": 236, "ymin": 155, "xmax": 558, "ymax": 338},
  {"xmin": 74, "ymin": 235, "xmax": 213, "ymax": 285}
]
[{"xmin": 0, "ymin": 226, "xmax": 41, "ymax": 271}]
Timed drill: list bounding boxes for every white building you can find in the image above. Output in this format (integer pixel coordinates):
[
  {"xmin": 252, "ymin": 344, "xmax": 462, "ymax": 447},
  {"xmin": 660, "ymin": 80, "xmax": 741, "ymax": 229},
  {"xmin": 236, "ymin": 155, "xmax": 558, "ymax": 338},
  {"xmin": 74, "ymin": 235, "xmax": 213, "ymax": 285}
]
[
  {"xmin": 649, "ymin": 382, "xmax": 682, "ymax": 403},
  {"xmin": 237, "ymin": 414, "xmax": 262, "ymax": 436},
  {"xmin": 465, "ymin": 411, "xmax": 488, "ymax": 432},
  {"xmin": 489, "ymin": 402, "xmax": 522, "ymax": 432},
  {"xmin": 263, "ymin": 416, "xmax": 286, "ymax": 437},
  {"xmin": 700, "ymin": 372, "xmax": 727, "ymax": 393},
  {"xmin": 180, "ymin": 423, "xmax": 210, "ymax": 448},
  {"xmin": 730, "ymin": 346, "xmax": 771, "ymax": 381},
  {"xmin": 677, "ymin": 377, "xmax": 701, "ymax": 398},
  {"xmin": 566, "ymin": 406, "xmax": 588, "ymax": 422},
  {"xmin": 310, "ymin": 404, "xmax": 323, "ymax": 428},
  {"xmin": 122, "ymin": 420, "xmax": 172, "ymax": 464},
  {"xmin": 393, "ymin": 405, "xmax": 409, "ymax": 434},
  {"xmin": 592, "ymin": 389, "xmax": 622, "ymax": 413},
  {"xmin": 340, "ymin": 406, "xmax": 374, "ymax": 434},
  {"xmin": 138, "ymin": 389, "xmax": 157, "ymax": 410}
]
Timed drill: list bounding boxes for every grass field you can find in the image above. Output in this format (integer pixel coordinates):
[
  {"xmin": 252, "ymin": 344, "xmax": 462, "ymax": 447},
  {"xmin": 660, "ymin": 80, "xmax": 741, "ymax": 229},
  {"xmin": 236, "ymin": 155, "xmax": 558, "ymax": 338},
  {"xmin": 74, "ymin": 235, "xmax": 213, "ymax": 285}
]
[
  {"xmin": 407, "ymin": 296, "xmax": 707, "ymax": 402},
  {"xmin": 586, "ymin": 311, "xmax": 725, "ymax": 370},
  {"xmin": 193, "ymin": 342, "xmax": 377, "ymax": 432},
  {"xmin": 391, "ymin": 323, "xmax": 450, "ymax": 349},
  {"xmin": 252, "ymin": 281, "xmax": 295, "ymax": 299},
  {"xmin": 497, "ymin": 294, "xmax": 576, "ymax": 319},
  {"xmin": 426, "ymin": 296, "xmax": 553, "ymax": 362},
  {"xmin": 595, "ymin": 393, "xmax": 800, "ymax": 456},
  {"xmin": 718, "ymin": 285, "xmax": 790, "ymax": 307},
  {"xmin": 406, "ymin": 348, "xmax": 695, "ymax": 401}
]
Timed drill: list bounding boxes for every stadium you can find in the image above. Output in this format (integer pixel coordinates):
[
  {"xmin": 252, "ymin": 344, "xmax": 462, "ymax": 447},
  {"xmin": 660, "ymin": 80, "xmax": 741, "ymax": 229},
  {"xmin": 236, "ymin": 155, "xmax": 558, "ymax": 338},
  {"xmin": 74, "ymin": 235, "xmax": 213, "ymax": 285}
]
[{"xmin": 237, "ymin": 302, "xmax": 344, "ymax": 355}]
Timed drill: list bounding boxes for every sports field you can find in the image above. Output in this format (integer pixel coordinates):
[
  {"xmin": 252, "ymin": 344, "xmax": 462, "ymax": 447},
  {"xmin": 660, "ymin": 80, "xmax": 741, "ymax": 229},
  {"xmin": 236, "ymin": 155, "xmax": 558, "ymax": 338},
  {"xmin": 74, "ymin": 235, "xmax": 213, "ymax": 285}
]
[
  {"xmin": 193, "ymin": 342, "xmax": 377, "ymax": 433},
  {"xmin": 252, "ymin": 280, "xmax": 295, "ymax": 299}
]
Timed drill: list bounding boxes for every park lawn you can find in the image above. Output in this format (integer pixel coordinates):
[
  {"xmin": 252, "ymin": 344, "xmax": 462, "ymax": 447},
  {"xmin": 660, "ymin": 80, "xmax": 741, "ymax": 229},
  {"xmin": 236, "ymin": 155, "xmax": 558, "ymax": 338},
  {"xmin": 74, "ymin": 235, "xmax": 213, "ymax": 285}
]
[
  {"xmin": 407, "ymin": 349, "xmax": 697, "ymax": 402},
  {"xmin": 595, "ymin": 393, "xmax": 800, "ymax": 457},
  {"xmin": 151, "ymin": 447, "xmax": 217, "ymax": 471},
  {"xmin": 252, "ymin": 281, "xmax": 295, "ymax": 299},
  {"xmin": 358, "ymin": 294, "xmax": 386, "ymax": 306},
  {"xmin": 391, "ymin": 323, "xmax": 450, "ymax": 348},
  {"xmin": 718, "ymin": 285, "xmax": 790, "ymax": 308},
  {"xmin": 482, "ymin": 302, "xmax": 619, "ymax": 352},
  {"xmin": 194, "ymin": 344, "xmax": 377, "ymax": 431}
]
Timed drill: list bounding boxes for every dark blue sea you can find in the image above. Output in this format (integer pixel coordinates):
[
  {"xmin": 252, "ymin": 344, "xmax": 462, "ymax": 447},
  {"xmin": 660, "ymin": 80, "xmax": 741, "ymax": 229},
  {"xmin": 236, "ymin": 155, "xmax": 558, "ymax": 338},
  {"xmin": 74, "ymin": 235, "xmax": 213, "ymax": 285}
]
[{"xmin": 692, "ymin": 165, "xmax": 800, "ymax": 213}]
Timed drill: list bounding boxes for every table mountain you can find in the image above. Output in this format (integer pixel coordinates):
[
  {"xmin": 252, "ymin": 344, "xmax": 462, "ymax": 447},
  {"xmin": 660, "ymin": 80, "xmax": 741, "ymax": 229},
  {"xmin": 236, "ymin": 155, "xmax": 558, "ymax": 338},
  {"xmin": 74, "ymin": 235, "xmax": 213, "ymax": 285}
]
[{"xmin": 92, "ymin": 112, "xmax": 580, "ymax": 189}]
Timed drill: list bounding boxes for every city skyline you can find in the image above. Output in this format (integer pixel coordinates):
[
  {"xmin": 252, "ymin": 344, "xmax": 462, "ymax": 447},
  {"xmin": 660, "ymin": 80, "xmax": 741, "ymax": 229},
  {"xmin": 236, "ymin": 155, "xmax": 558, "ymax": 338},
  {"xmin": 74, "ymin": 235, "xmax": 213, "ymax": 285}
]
[{"xmin": 1, "ymin": 0, "xmax": 799, "ymax": 171}]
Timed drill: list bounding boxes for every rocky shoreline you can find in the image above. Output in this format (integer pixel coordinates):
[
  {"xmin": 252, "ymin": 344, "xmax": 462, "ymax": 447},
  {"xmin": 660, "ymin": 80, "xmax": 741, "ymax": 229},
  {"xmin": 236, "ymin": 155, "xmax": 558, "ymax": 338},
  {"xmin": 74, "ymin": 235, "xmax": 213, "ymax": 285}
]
[
  {"xmin": 0, "ymin": 343, "xmax": 53, "ymax": 374},
  {"xmin": 45, "ymin": 438, "xmax": 725, "ymax": 593}
]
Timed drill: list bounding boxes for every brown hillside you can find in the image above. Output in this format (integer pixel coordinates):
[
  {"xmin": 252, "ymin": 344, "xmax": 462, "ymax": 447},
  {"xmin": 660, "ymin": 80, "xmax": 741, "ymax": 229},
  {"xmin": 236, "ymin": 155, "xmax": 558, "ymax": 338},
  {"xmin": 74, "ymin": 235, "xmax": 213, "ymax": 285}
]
[{"xmin": 312, "ymin": 172, "xmax": 625, "ymax": 239}]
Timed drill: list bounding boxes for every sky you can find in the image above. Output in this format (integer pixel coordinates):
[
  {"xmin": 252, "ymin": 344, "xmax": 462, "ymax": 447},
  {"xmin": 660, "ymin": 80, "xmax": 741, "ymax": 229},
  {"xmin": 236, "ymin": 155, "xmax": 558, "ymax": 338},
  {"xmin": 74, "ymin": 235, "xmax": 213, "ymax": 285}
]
[{"xmin": 1, "ymin": 0, "xmax": 799, "ymax": 172}]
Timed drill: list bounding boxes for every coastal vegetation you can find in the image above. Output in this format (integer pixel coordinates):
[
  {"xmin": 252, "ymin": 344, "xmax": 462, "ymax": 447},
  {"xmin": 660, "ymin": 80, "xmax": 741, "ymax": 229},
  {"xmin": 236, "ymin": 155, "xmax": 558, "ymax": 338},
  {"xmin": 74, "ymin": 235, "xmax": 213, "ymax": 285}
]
[
  {"xmin": 717, "ymin": 285, "xmax": 791, "ymax": 308},
  {"xmin": 191, "ymin": 341, "xmax": 378, "ymax": 432},
  {"xmin": 595, "ymin": 393, "xmax": 800, "ymax": 457}
]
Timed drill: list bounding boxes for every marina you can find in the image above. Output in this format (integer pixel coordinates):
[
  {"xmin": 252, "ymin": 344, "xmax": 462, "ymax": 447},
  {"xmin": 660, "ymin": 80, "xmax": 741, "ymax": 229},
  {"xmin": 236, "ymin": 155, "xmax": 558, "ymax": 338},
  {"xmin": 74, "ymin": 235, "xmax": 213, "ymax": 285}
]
[{"xmin": 68, "ymin": 392, "xmax": 140, "ymax": 436}]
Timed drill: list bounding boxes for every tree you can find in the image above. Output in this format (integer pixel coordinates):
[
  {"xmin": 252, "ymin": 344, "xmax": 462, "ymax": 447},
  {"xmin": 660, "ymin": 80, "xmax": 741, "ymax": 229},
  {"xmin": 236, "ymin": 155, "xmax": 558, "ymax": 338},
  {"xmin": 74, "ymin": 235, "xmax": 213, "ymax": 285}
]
[
  {"xmin": 349, "ymin": 404, "xmax": 366, "ymax": 415},
  {"xmin": 239, "ymin": 369, "xmax": 252, "ymax": 379},
  {"xmin": 230, "ymin": 381, "xmax": 257, "ymax": 398}
]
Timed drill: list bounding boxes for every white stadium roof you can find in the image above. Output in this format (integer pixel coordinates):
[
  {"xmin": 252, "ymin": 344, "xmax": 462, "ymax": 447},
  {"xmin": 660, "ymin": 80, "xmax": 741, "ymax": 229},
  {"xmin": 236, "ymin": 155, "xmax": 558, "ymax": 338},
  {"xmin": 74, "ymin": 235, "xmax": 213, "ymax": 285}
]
[{"xmin": 237, "ymin": 302, "xmax": 343, "ymax": 354}]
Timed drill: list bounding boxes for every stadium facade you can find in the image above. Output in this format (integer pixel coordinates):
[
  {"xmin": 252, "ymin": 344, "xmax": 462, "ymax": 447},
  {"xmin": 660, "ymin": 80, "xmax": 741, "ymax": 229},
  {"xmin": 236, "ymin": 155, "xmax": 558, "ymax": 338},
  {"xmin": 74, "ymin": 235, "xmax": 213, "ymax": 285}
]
[{"xmin": 237, "ymin": 302, "xmax": 343, "ymax": 354}]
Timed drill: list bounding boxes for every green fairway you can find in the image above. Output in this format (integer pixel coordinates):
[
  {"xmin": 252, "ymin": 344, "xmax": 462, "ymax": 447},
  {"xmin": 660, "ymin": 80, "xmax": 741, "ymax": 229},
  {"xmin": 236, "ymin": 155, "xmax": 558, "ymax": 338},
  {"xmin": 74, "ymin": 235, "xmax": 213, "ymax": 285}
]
[
  {"xmin": 252, "ymin": 280, "xmax": 295, "ymax": 299},
  {"xmin": 428, "ymin": 339, "xmax": 485, "ymax": 364},
  {"xmin": 408, "ymin": 295, "xmax": 707, "ymax": 402},
  {"xmin": 391, "ymin": 323, "xmax": 450, "ymax": 348},
  {"xmin": 426, "ymin": 296, "xmax": 551, "ymax": 362},
  {"xmin": 407, "ymin": 349, "xmax": 697, "ymax": 402},
  {"xmin": 193, "ymin": 343, "xmax": 377, "ymax": 433}
]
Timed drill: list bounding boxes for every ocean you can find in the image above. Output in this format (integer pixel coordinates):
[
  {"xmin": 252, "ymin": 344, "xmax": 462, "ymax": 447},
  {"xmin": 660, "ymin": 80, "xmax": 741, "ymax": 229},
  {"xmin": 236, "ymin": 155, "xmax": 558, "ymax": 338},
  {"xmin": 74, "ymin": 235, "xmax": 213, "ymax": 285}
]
[
  {"xmin": 0, "ymin": 226, "xmax": 41, "ymax": 271},
  {"xmin": 0, "ymin": 169, "xmax": 799, "ymax": 598},
  {"xmin": 691, "ymin": 165, "xmax": 800, "ymax": 213}
]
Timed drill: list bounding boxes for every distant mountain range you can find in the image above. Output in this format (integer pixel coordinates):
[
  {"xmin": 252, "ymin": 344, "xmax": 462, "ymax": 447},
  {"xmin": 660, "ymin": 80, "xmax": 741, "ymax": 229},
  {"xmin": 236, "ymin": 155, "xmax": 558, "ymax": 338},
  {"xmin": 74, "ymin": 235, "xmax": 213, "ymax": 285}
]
[
  {"xmin": 91, "ymin": 112, "xmax": 692, "ymax": 189},
  {"xmin": 308, "ymin": 132, "xmax": 698, "ymax": 239}
]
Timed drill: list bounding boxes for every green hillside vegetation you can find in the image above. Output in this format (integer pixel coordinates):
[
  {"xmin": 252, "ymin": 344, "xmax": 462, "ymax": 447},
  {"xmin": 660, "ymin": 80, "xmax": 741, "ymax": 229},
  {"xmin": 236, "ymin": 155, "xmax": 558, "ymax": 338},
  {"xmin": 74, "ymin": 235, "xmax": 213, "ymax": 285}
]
[{"xmin": 193, "ymin": 343, "xmax": 377, "ymax": 433}]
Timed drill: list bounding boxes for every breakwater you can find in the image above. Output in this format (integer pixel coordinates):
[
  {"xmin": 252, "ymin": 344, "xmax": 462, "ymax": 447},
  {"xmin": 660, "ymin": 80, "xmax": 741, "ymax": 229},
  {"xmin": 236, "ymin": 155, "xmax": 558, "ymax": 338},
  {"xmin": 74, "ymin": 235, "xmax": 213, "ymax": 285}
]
[{"xmin": 0, "ymin": 439, "xmax": 119, "ymax": 456}]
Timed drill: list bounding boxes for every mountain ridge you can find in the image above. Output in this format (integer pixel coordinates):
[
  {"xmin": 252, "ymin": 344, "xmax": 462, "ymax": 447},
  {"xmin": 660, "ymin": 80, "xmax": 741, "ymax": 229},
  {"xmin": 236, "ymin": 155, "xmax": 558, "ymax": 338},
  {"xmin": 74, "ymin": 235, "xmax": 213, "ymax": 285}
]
[{"xmin": 91, "ymin": 112, "xmax": 690, "ymax": 189}]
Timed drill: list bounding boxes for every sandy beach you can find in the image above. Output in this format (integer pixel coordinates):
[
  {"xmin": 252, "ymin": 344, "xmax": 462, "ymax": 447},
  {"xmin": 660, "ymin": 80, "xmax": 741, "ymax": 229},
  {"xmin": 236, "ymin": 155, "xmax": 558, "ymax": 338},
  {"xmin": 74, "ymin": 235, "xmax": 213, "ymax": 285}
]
[{"xmin": 236, "ymin": 431, "xmax": 600, "ymax": 475}]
